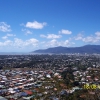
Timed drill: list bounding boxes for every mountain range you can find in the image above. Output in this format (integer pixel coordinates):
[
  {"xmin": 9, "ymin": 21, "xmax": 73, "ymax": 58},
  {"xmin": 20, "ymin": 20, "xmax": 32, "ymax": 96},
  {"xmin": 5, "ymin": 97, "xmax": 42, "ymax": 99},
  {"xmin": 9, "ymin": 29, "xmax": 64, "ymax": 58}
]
[{"xmin": 33, "ymin": 45, "xmax": 100, "ymax": 54}]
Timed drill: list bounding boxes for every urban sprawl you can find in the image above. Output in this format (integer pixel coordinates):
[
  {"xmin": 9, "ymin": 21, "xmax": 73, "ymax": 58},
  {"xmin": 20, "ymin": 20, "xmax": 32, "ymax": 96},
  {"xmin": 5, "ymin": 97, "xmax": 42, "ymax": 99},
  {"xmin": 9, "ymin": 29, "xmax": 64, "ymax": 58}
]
[{"xmin": 0, "ymin": 54, "xmax": 100, "ymax": 100}]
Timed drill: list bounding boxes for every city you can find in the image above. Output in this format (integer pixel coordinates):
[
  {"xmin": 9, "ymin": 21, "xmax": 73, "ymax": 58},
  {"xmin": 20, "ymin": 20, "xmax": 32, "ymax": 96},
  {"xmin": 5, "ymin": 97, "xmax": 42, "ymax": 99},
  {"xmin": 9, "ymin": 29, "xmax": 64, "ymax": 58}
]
[{"xmin": 0, "ymin": 54, "xmax": 100, "ymax": 100}]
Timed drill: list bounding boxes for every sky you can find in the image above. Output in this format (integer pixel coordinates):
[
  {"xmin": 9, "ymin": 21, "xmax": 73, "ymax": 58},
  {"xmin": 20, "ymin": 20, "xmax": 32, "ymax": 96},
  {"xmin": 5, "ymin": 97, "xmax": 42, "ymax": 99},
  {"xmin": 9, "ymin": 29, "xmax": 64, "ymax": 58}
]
[{"xmin": 0, "ymin": 0, "xmax": 100, "ymax": 52}]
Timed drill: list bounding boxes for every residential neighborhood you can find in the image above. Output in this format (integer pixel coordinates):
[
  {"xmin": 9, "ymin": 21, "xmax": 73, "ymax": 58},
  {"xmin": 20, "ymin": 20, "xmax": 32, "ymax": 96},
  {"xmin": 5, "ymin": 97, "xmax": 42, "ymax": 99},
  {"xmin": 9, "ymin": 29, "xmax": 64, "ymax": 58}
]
[{"xmin": 0, "ymin": 54, "xmax": 100, "ymax": 100}]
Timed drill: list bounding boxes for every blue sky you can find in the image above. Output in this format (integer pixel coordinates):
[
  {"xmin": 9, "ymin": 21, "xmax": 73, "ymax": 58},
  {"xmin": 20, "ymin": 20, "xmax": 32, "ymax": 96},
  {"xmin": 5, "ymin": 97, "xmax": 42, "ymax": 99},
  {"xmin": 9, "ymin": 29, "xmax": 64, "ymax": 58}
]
[{"xmin": 0, "ymin": 0, "xmax": 100, "ymax": 52}]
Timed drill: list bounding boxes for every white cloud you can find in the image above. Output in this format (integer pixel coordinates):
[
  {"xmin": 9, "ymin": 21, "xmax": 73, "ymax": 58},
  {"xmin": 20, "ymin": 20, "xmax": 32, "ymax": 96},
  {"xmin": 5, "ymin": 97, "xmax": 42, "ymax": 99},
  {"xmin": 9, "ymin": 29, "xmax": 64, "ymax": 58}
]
[
  {"xmin": 75, "ymin": 32, "xmax": 100, "ymax": 43},
  {"xmin": 22, "ymin": 29, "xmax": 32, "ymax": 35},
  {"xmin": 6, "ymin": 33, "xmax": 16, "ymax": 37},
  {"xmin": 75, "ymin": 34, "xmax": 83, "ymax": 40},
  {"xmin": 82, "ymin": 36, "xmax": 95, "ymax": 43},
  {"xmin": 40, "ymin": 34, "xmax": 62, "ymax": 39},
  {"xmin": 0, "ymin": 40, "xmax": 13, "ymax": 46},
  {"xmin": 64, "ymin": 40, "xmax": 70, "ymax": 45},
  {"xmin": 59, "ymin": 29, "xmax": 72, "ymax": 34},
  {"xmin": 95, "ymin": 31, "xmax": 100, "ymax": 36},
  {"xmin": 43, "ymin": 39, "xmax": 74, "ymax": 48},
  {"xmin": 2, "ymin": 36, "xmax": 8, "ymax": 39},
  {"xmin": 40, "ymin": 34, "xmax": 46, "ymax": 38},
  {"xmin": 83, "ymin": 35, "xmax": 100, "ymax": 43},
  {"xmin": 13, "ymin": 38, "xmax": 39, "ymax": 47},
  {"xmin": 0, "ymin": 22, "xmax": 11, "ymax": 32},
  {"xmin": 2, "ymin": 33, "xmax": 16, "ymax": 40},
  {"xmin": 0, "ymin": 38, "xmax": 39, "ymax": 52},
  {"xmin": 14, "ymin": 38, "xmax": 24, "ymax": 47},
  {"xmin": 47, "ymin": 39, "xmax": 60, "ymax": 47},
  {"xmin": 25, "ymin": 38, "xmax": 39, "ymax": 46},
  {"xmin": 0, "ymin": 38, "xmax": 39, "ymax": 49},
  {"xmin": 0, "ymin": 37, "xmax": 76, "ymax": 51},
  {"xmin": 25, "ymin": 21, "xmax": 47, "ymax": 29},
  {"xmin": 26, "ymin": 30, "xmax": 32, "ymax": 35}
]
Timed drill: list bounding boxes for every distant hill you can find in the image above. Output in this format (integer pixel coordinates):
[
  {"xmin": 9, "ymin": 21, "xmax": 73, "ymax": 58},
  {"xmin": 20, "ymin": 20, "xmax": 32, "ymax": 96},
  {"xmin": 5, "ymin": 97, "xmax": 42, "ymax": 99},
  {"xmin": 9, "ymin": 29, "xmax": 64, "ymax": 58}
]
[{"xmin": 33, "ymin": 45, "xmax": 100, "ymax": 54}]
